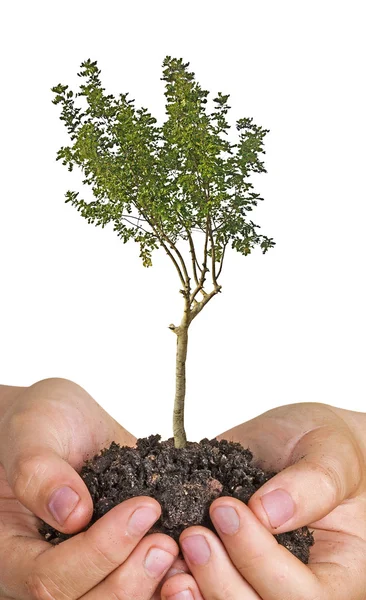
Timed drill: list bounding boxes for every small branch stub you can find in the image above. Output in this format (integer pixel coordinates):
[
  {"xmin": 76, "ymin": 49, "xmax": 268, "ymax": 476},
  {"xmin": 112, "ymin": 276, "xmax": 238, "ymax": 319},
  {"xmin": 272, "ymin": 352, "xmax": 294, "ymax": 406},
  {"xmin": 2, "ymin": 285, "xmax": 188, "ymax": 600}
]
[{"xmin": 169, "ymin": 323, "xmax": 184, "ymax": 337}]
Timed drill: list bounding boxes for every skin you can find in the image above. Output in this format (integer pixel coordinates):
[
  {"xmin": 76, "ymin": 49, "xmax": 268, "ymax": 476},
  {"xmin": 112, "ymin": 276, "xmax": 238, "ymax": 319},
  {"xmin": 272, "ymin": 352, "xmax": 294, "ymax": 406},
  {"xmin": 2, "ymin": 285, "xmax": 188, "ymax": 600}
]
[
  {"xmin": 0, "ymin": 381, "xmax": 365, "ymax": 599},
  {"xmin": 161, "ymin": 403, "xmax": 366, "ymax": 600},
  {"xmin": 0, "ymin": 379, "xmax": 182, "ymax": 600}
]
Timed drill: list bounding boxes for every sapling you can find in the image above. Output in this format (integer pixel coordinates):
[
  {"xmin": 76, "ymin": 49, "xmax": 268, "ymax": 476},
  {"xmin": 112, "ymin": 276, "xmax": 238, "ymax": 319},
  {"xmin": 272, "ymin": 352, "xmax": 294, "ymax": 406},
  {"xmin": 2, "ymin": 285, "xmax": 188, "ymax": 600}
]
[
  {"xmin": 51, "ymin": 56, "xmax": 275, "ymax": 448},
  {"xmin": 40, "ymin": 57, "xmax": 314, "ymax": 563}
]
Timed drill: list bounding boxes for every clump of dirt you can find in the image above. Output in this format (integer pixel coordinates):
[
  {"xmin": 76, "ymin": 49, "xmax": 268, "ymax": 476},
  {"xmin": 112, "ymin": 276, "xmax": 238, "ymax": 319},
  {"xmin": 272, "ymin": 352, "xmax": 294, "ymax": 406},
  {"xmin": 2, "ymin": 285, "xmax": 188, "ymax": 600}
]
[{"xmin": 39, "ymin": 435, "xmax": 314, "ymax": 564}]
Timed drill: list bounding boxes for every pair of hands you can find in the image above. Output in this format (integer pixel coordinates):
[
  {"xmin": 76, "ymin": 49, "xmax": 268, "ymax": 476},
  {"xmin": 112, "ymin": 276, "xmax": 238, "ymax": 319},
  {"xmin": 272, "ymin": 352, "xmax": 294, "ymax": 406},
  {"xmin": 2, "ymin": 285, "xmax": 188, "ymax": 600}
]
[{"xmin": 0, "ymin": 379, "xmax": 365, "ymax": 600}]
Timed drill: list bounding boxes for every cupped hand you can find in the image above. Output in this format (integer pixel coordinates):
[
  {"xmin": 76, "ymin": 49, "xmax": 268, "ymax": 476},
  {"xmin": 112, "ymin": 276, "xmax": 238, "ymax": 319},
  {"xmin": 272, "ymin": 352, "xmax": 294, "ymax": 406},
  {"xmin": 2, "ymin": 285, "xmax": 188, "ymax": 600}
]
[
  {"xmin": 0, "ymin": 378, "xmax": 187, "ymax": 599},
  {"xmin": 161, "ymin": 402, "xmax": 366, "ymax": 599}
]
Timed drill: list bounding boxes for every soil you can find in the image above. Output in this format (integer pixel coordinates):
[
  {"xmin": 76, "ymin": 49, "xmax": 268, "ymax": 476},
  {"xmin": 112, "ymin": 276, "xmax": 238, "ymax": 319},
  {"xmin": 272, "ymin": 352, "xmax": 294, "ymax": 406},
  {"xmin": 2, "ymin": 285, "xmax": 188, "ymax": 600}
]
[{"xmin": 39, "ymin": 435, "xmax": 314, "ymax": 564}]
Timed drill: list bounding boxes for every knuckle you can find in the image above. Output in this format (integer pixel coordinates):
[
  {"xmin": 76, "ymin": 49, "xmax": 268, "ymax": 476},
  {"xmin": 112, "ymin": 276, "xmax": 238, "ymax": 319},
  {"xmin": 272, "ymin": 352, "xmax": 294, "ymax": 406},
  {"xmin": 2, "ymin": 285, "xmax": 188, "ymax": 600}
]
[
  {"xmin": 109, "ymin": 584, "xmax": 141, "ymax": 600},
  {"xmin": 211, "ymin": 579, "xmax": 236, "ymax": 600},
  {"xmin": 110, "ymin": 593, "xmax": 128, "ymax": 600},
  {"xmin": 310, "ymin": 460, "xmax": 344, "ymax": 501},
  {"xmin": 11, "ymin": 453, "xmax": 47, "ymax": 500},
  {"xmin": 84, "ymin": 541, "xmax": 122, "ymax": 574},
  {"xmin": 108, "ymin": 556, "xmax": 161, "ymax": 600},
  {"xmin": 235, "ymin": 550, "xmax": 266, "ymax": 574},
  {"xmin": 25, "ymin": 572, "xmax": 60, "ymax": 600}
]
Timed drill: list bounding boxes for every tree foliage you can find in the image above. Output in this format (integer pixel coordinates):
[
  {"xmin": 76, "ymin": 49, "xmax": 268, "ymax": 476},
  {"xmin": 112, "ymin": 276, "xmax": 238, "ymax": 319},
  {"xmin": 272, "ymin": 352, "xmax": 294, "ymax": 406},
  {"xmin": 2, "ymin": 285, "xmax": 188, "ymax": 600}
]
[{"xmin": 51, "ymin": 56, "xmax": 275, "ymax": 284}]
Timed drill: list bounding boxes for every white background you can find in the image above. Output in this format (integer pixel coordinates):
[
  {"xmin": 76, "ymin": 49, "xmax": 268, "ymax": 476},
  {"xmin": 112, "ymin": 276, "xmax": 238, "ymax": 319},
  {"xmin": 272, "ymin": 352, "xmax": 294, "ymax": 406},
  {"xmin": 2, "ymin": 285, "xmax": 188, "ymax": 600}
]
[{"xmin": 1, "ymin": 1, "xmax": 365, "ymax": 442}]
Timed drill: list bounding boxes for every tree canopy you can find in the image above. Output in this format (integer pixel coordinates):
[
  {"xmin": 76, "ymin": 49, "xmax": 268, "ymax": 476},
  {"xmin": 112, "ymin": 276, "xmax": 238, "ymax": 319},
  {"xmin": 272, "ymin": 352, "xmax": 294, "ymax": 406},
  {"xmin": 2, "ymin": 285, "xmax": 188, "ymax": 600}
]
[{"xmin": 51, "ymin": 56, "xmax": 275, "ymax": 298}]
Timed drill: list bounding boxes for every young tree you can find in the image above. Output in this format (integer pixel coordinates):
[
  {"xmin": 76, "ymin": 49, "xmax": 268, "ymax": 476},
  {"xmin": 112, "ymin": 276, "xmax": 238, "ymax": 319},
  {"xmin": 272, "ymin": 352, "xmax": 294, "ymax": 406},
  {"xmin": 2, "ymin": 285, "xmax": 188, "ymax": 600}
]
[{"xmin": 51, "ymin": 56, "xmax": 275, "ymax": 448}]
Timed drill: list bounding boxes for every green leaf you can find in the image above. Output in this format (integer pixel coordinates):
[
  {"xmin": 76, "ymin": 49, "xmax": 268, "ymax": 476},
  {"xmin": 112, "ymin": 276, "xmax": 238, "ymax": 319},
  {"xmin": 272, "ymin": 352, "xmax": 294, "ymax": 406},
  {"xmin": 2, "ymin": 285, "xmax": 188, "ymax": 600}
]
[{"xmin": 52, "ymin": 56, "xmax": 275, "ymax": 272}]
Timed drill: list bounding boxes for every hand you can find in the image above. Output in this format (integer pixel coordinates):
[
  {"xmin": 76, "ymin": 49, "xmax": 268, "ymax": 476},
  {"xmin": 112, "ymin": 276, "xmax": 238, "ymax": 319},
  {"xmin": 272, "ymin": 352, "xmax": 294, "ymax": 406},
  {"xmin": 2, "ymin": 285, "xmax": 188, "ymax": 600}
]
[
  {"xmin": 160, "ymin": 402, "xmax": 366, "ymax": 599},
  {"xmin": 0, "ymin": 378, "xmax": 184, "ymax": 599}
]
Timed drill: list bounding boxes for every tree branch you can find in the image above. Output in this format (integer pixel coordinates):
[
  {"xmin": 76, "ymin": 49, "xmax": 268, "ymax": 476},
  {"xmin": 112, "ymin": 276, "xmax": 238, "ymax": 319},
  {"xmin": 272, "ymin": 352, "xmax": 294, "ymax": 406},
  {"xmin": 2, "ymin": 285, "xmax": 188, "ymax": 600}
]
[
  {"xmin": 172, "ymin": 209, "xmax": 203, "ymax": 287},
  {"xmin": 207, "ymin": 215, "xmax": 218, "ymax": 287},
  {"xmin": 119, "ymin": 162, "xmax": 191, "ymax": 294},
  {"xmin": 136, "ymin": 205, "xmax": 187, "ymax": 288},
  {"xmin": 188, "ymin": 284, "xmax": 222, "ymax": 324},
  {"xmin": 98, "ymin": 117, "xmax": 192, "ymax": 291},
  {"xmin": 186, "ymin": 230, "xmax": 201, "ymax": 286},
  {"xmin": 216, "ymin": 241, "xmax": 227, "ymax": 279},
  {"xmin": 152, "ymin": 211, "xmax": 191, "ymax": 292},
  {"xmin": 189, "ymin": 213, "xmax": 210, "ymax": 306},
  {"xmin": 121, "ymin": 214, "xmax": 149, "ymax": 223},
  {"xmin": 122, "ymin": 217, "xmax": 152, "ymax": 236}
]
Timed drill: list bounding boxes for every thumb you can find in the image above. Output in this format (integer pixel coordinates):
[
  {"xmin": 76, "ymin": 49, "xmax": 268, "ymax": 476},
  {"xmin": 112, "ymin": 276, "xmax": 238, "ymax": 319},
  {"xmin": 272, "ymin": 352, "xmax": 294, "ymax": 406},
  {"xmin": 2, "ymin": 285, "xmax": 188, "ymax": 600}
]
[
  {"xmin": 248, "ymin": 424, "xmax": 363, "ymax": 534},
  {"xmin": 0, "ymin": 423, "xmax": 93, "ymax": 535}
]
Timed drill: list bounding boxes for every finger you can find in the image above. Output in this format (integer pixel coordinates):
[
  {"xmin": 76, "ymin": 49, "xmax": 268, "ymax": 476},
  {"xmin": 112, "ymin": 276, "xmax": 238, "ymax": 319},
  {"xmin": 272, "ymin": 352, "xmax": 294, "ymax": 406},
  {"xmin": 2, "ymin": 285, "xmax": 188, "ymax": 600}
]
[
  {"xmin": 177, "ymin": 521, "xmax": 264, "ymax": 599},
  {"xmin": 209, "ymin": 497, "xmax": 320, "ymax": 599},
  {"xmin": 82, "ymin": 532, "xmax": 178, "ymax": 600},
  {"xmin": 248, "ymin": 424, "xmax": 363, "ymax": 533},
  {"xmin": 199, "ymin": 496, "xmax": 321, "ymax": 600},
  {"xmin": 163, "ymin": 556, "xmax": 191, "ymax": 582},
  {"xmin": 3, "ymin": 497, "xmax": 161, "ymax": 600},
  {"xmin": 149, "ymin": 557, "xmax": 191, "ymax": 600},
  {"xmin": 161, "ymin": 572, "xmax": 205, "ymax": 600},
  {"xmin": 0, "ymin": 410, "xmax": 94, "ymax": 533}
]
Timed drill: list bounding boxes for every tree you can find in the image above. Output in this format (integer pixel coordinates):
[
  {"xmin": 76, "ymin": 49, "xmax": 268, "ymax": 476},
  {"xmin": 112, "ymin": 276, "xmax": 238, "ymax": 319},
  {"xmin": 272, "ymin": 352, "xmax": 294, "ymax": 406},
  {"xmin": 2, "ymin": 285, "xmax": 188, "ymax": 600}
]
[{"xmin": 51, "ymin": 56, "xmax": 276, "ymax": 448}]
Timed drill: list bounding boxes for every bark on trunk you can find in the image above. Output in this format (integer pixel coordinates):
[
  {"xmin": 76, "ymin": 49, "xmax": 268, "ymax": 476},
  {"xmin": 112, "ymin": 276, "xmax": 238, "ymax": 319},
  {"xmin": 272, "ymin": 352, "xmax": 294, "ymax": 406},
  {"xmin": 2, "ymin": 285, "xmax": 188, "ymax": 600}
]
[{"xmin": 173, "ymin": 324, "xmax": 189, "ymax": 448}]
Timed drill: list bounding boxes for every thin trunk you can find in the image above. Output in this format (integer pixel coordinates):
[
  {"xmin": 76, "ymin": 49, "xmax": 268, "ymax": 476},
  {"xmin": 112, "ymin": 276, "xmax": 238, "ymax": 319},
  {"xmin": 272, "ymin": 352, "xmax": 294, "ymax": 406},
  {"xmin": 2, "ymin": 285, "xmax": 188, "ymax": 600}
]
[
  {"xmin": 172, "ymin": 322, "xmax": 189, "ymax": 448},
  {"xmin": 169, "ymin": 283, "xmax": 222, "ymax": 448}
]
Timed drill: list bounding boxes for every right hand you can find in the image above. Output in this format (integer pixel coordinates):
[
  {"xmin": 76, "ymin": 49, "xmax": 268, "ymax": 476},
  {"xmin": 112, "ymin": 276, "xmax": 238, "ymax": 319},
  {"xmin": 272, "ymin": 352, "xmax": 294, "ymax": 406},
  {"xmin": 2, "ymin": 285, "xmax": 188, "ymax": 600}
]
[
  {"xmin": 0, "ymin": 378, "xmax": 187, "ymax": 599},
  {"xmin": 161, "ymin": 402, "xmax": 366, "ymax": 600}
]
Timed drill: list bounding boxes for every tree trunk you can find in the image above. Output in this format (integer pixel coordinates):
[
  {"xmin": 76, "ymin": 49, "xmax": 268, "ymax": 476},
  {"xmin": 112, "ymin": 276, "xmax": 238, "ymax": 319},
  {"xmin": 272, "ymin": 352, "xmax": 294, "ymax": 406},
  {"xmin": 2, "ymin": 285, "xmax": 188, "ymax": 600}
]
[{"xmin": 173, "ymin": 323, "xmax": 189, "ymax": 448}]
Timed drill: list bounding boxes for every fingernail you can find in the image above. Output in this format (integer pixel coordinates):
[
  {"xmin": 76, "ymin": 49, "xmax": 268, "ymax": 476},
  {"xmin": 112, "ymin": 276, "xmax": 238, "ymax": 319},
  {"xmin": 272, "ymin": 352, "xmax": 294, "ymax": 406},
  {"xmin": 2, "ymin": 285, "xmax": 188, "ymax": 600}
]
[
  {"xmin": 48, "ymin": 486, "xmax": 80, "ymax": 525},
  {"xmin": 181, "ymin": 535, "xmax": 210, "ymax": 565},
  {"xmin": 260, "ymin": 489, "xmax": 295, "ymax": 528},
  {"xmin": 144, "ymin": 547, "xmax": 175, "ymax": 577},
  {"xmin": 212, "ymin": 505, "xmax": 240, "ymax": 535},
  {"xmin": 128, "ymin": 506, "xmax": 159, "ymax": 535},
  {"xmin": 166, "ymin": 591, "xmax": 193, "ymax": 600}
]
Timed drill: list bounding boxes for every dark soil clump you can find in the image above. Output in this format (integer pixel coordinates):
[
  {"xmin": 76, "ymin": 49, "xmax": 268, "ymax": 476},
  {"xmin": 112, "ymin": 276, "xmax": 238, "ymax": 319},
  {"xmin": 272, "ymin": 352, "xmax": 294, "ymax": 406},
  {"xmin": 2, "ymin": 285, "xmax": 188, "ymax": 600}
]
[{"xmin": 39, "ymin": 435, "xmax": 314, "ymax": 564}]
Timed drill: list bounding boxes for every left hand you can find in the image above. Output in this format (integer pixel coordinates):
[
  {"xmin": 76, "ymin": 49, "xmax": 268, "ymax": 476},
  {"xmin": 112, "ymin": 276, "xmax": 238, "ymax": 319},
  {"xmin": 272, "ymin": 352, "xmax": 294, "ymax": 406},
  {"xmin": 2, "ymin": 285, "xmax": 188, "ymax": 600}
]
[{"xmin": 0, "ymin": 379, "xmax": 184, "ymax": 600}]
